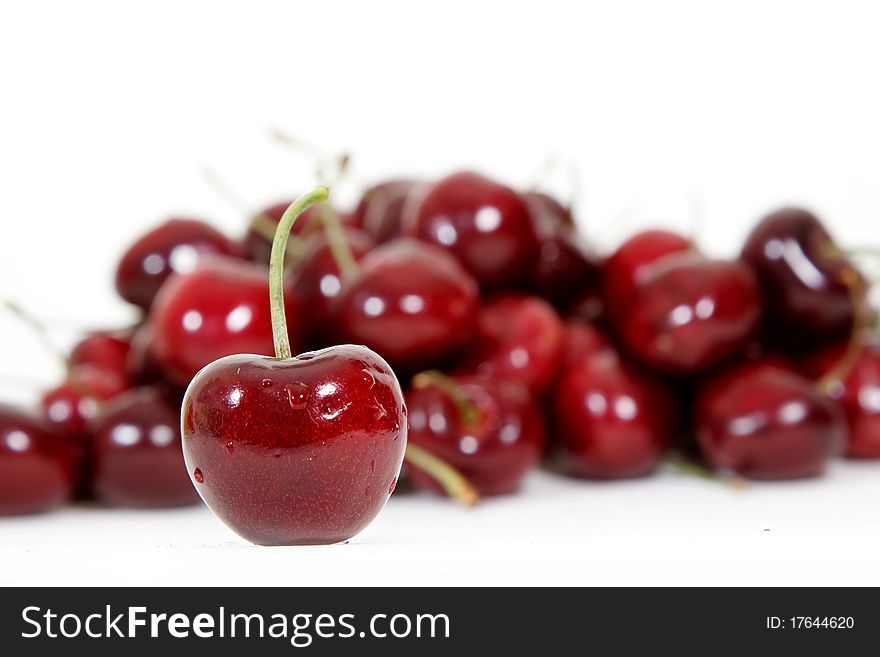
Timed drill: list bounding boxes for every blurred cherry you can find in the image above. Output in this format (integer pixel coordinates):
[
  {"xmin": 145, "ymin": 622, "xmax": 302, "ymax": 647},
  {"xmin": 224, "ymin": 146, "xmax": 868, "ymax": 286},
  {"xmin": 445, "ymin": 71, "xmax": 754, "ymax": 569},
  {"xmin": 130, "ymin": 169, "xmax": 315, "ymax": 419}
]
[
  {"xmin": 354, "ymin": 180, "xmax": 421, "ymax": 243},
  {"xmin": 695, "ymin": 361, "xmax": 844, "ymax": 479},
  {"xmin": 404, "ymin": 171, "xmax": 540, "ymax": 288},
  {"xmin": 115, "ymin": 218, "xmax": 237, "ymax": 311},
  {"xmin": 406, "ymin": 372, "xmax": 545, "ymax": 496},
  {"xmin": 69, "ymin": 330, "xmax": 132, "ymax": 381}
]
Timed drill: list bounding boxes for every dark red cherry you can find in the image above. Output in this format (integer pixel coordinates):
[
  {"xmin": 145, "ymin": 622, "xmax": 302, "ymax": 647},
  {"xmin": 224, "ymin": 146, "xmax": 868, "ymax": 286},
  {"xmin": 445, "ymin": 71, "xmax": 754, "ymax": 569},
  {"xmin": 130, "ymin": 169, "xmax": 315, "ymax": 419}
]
[
  {"xmin": 91, "ymin": 386, "xmax": 198, "ymax": 508},
  {"xmin": 557, "ymin": 320, "xmax": 612, "ymax": 374},
  {"xmin": 125, "ymin": 324, "xmax": 168, "ymax": 386},
  {"xmin": 40, "ymin": 365, "xmax": 129, "ymax": 437},
  {"xmin": 334, "ymin": 238, "xmax": 480, "ymax": 372},
  {"xmin": 0, "ymin": 404, "xmax": 73, "ymax": 515},
  {"xmin": 354, "ymin": 180, "xmax": 421, "ymax": 243},
  {"xmin": 620, "ymin": 253, "xmax": 761, "ymax": 374},
  {"xmin": 69, "ymin": 330, "xmax": 132, "ymax": 381},
  {"xmin": 115, "ymin": 219, "xmax": 237, "ymax": 311},
  {"xmin": 456, "ymin": 294, "xmax": 564, "ymax": 394},
  {"xmin": 524, "ymin": 193, "xmax": 602, "ymax": 308},
  {"xmin": 805, "ymin": 340, "xmax": 880, "ymax": 458},
  {"xmin": 696, "ymin": 361, "xmax": 844, "ymax": 479},
  {"xmin": 183, "ymin": 346, "xmax": 406, "ymax": 545},
  {"xmin": 243, "ymin": 200, "xmax": 354, "ymax": 264},
  {"xmin": 405, "ymin": 373, "xmax": 544, "ymax": 496},
  {"xmin": 552, "ymin": 347, "xmax": 674, "ymax": 479},
  {"xmin": 288, "ymin": 227, "xmax": 375, "ymax": 347},
  {"xmin": 741, "ymin": 207, "xmax": 861, "ymax": 345},
  {"xmin": 147, "ymin": 256, "xmax": 300, "ymax": 384},
  {"xmin": 604, "ymin": 229, "xmax": 691, "ymax": 325},
  {"xmin": 404, "ymin": 171, "xmax": 540, "ymax": 288}
]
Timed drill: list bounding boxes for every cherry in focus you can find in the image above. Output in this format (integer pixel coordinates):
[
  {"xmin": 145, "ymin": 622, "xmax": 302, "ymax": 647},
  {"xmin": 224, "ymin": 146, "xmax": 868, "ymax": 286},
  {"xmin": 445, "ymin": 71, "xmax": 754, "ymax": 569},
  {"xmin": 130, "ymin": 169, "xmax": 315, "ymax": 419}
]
[
  {"xmin": 404, "ymin": 171, "xmax": 540, "ymax": 289},
  {"xmin": 406, "ymin": 373, "xmax": 545, "ymax": 496},
  {"xmin": 695, "ymin": 361, "xmax": 844, "ymax": 479},
  {"xmin": 115, "ymin": 219, "xmax": 237, "ymax": 311}
]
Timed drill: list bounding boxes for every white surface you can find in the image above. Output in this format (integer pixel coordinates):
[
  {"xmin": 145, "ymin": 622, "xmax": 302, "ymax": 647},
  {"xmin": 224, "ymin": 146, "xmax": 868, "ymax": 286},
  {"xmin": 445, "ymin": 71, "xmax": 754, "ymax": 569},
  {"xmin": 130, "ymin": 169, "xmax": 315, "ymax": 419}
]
[
  {"xmin": 2, "ymin": 1, "xmax": 880, "ymax": 586},
  {"xmin": 2, "ymin": 463, "xmax": 879, "ymax": 586}
]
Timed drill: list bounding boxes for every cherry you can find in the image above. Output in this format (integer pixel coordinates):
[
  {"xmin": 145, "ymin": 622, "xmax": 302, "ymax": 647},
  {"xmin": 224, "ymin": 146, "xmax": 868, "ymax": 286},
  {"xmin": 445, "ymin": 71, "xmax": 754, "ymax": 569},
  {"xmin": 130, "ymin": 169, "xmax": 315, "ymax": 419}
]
[
  {"xmin": 604, "ymin": 229, "xmax": 691, "ymax": 325},
  {"xmin": 182, "ymin": 188, "xmax": 407, "ymax": 545},
  {"xmin": 557, "ymin": 319, "xmax": 612, "ymax": 373},
  {"xmin": 69, "ymin": 330, "xmax": 132, "ymax": 381},
  {"xmin": 404, "ymin": 171, "xmax": 540, "ymax": 289},
  {"xmin": 741, "ymin": 207, "xmax": 862, "ymax": 346},
  {"xmin": 354, "ymin": 179, "xmax": 421, "ymax": 243},
  {"xmin": 524, "ymin": 192, "xmax": 602, "ymax": 309},
  {"xmin": 334, "ymin": 238, "xmax": 480, "ymax": 373},
  {"xmin": 288, "ymin": 226, "xmax": 375, "ymax": 348},
  {"xmin": 243, "ymin": 199, "xmax": 354, "ymax": 265},
  {"xmin": 0, "ymin": 404, "xmax": 73, "ymax": 515},
  {"xmin": 805, "ymin": 339, "xmax": 880, "ymax": 458},
  {"xmin": 619, "ymin": 253, "xmax": 761, "ymax": 374},
  {"xmin": 551, "ymin": 347, "xmax": 674, "ymax": 479},
  {"xmin": 147, "ymin": 255, "xmax": 301, "ymax": 384},
  {"xmin": 456, "ymin": 294, "xmax": 564, "ymax": 394},
  {"xmin": 405, "ymin": 372, "xmax": 545, "ymax": 496},
  {"xmin": 125, "ymin": 324, "xmax": 168, "ymax": 386},
  {"xmin": 115, "ymin": 219, "xmax": 237, "ymax": 311},
  {"xmin": 40, "ymin": 365, "xmax": 128, "ymax": 438},
  {"xmin": 695, "ymin": 361, "xmax": 844, "ymax": 479},
  {"xmin": 91, "ymin": 385, "xmax": 198, "ymax": 508}
]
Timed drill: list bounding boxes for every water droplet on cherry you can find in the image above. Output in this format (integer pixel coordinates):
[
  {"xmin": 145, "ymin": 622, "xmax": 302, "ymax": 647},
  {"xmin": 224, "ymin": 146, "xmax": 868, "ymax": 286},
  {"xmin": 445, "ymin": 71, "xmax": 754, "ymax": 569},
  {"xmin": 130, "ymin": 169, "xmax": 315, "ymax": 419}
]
[
  {"xmin": 285, "ymin": 382, "xmax": 310, "ymax": 410},
  {"xmin": 389, "ymin": 478, "xmax": 397, "ymax": 494},
  {"xmin": 193, "ymin": 468, "xmax": 204, "ymax": 483},
  {"xmin": 261, "ymin": 378, "xmax": 273, "ymax": 388},
  {"xmin": 225, "ymin": 441, "xmax": 234, "ymax": 454}
]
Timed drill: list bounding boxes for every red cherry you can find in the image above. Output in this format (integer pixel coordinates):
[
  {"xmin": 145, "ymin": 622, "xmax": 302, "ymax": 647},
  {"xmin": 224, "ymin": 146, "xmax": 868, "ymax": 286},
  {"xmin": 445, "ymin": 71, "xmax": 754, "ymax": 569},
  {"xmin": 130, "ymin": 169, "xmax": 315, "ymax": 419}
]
[
  {"xmin": 604, "ymin": 229, "xmax": 691, "ymax": 325},
  {"xmin": 147, "ymin": 256, "xmax": 300, "ymax": 384},
  {"xmin": 91, "ymin": 386, "xmax": 199, "ymax": 508},
  {"xmin": 0, "ymin": 404, "xmax": 73, "ymax": 515},
  {"xmin": 354, "ymin": 180, "xmax": 421, "ymax": 243},
  {"xmin": 40, "ymin": 365, "xmax": 129, "ymax": 437},
  {"xmin": 115, "ymin": 218, "xmax": 237, "ymax": 311},
  {"xmin": 620, "ymin": 253, "xmax": 761, "ymax": 374},
  {"xmin": 741, "ymin": 207, "xmax": 861, "ymax": 346},
  {"xmin": 404, "ymin": 171, "xmax": 540, "ymax": 288},
  {"xmin": 524, "ymin": 192, "xmax": 602, "ymax": 308},
  {"xmin": 405, "ymin": 373, "xmax": 545, "ymax": 496},
  {"xmin": 288, "ymin": 227, "xmax": 375, "ymax": 347},
  {"xmin": 557, "ymin": 320, "xmax": 612, "ymax": 373},
  {"xmin": 695, "ymin": 361, "xmax": 844, "ymax": 479},
  {"xmin": 457, "ymin": 294, "xmax": 564, "ymax": 394},
  {"xmin": 243, "ymin": 200, "xmax": 354, "ymax": 264},
  {"xmin": 334, "ymin": 238, "xmax": 480, "ymax": 372},
  {"xmin": 69, "ymin": 330, "xmax": 132, "ymax": 381},
  {"xmin": 552, "ymin": 348, "xmax": 674, "ymax": 479},
  {"xmin": 182, "ymin": 188, "xmax": 408, "ymax": 545},
  {"xmin": 805, "ymin": 340, "xmax": 880, "ymax": 458}
]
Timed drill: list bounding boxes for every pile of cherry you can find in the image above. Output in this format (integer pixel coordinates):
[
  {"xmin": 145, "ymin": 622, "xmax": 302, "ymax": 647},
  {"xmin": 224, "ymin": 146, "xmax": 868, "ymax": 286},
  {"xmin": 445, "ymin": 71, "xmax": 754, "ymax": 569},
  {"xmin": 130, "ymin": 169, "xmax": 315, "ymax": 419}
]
[{"xmin": 2, "ymin": 170, "xmax": 879, "ymax": 521}]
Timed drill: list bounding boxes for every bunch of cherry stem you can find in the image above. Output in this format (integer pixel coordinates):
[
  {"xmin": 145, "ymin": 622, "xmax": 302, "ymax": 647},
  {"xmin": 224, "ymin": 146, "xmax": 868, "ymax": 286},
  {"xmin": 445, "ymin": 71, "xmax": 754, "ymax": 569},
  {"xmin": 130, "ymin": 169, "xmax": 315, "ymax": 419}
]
[{"xmin": 268, "ymin": 187, "xmax": 480, "ymax": 506}]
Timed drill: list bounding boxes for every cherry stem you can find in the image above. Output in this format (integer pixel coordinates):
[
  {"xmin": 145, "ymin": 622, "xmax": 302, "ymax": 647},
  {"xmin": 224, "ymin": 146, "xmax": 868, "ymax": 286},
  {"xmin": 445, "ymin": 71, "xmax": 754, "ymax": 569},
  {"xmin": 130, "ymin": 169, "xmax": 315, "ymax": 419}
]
[
  {"xmin": 411, "ymin": 370, "xmax": 482, "ymax": 426},
  {"xmin": 664, "ymin": 454, "xmax": 747, "ymax": 490},
  {"xmin": 3, "ymin": 300, "xmax": 70, "ymax": 372},
  {"xmin": 404, "ymin": 443, "xmax": 479, "ymax": 507},
  {"xmin": 817, "ymin": 266, "xmax": 869, "ymax": 395},
  {"xmin": 270, "ymin": 127, "xmax": 351, "ymax": 182},
  {"xmin": 319, "ymin": 205, "xmax": 360, "ymax": 280},
  {"xmin": 269, "ymin": 187, "xmax": 330, "ymax": 360}
]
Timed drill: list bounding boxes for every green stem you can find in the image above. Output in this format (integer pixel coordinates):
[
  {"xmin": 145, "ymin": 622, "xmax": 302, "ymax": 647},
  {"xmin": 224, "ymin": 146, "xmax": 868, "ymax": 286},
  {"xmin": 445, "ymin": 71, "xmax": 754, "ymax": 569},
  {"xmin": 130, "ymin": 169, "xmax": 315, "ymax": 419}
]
[
  {"xmin": 411, "ymin": 370, "xmax": 482, "ymax": 426},
  {"xmin": 319, "ymin": 205, "xmax": 359, "ymax": 280},
  {"xmin": 269, "ymin": 187, "xmax": 330, "ymax": 359},
  {"xmin": 817, "ymin": 266, "xmax": 870, "ymax": 394},
  {"xmin": 404, "ymin": 443, "xmax": 479, "ymax": 506},
  {"xmin": 664, "ymin": 454, "xmax": 747, "ymax": 490}
]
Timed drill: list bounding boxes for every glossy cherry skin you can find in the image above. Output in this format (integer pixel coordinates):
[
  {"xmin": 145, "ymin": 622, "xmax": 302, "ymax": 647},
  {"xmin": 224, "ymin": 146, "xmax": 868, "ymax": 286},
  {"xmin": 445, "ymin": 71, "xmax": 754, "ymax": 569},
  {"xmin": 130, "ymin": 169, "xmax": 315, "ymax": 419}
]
[
  {"xmin": 115, "ymin": 219, "xmax": 237, "ymax": 311},
  {"xmin": 406, "ymin": 375, "xmax": 545, "ymax": 496},
  {"xmin": 182, "ymin": 346, "xmax": 406, "ymax": 546},
  {"xmin": 620, "ymin": 253, "xmax": 761, "ymax": 374},
  {"xmin": 91, "ymin": 386, "xmax": 198, "ymax": 507},
  {"xmin": 69, "ymin": 331, "xmax": 132, "ymax": 379},
  {"xmin": 404, "ymin": 171, "xmax": 540, "ymax": 289},
  {"xmin": 334, "ymin": 239, "xmax": 480, "ymax": 372},
  {"xmin": 524, "ymin": 192, "xmax": 602, "ymax": 308},
  {"xmin": 456, "ymin": 294, "xmax": 564, "ymax": 394},
  {"xmin": 805, "ymin": 340, "xmax": 880, "ymax": 458},
  {"xmin": 354, "ymin": 180, "xmax": 421, "ymax": 244},
  {"xmin": 696, "ymin": 361, "xmax": 844, "ymax": 479},
  {"xmin": 243, "ymin": 200, "xmax": 355, "ymax": 265},
  {"xmin": 148, "ymin": 256, "xmax": 301, "ymax": 384},
  {"xmin": 552, "ymin": 348, "xmax": 674, "ymax": 479},
  {"xmin": 287, "ymin": 227, "xmax": 375, "ymax": 348},
  {"xmin": 604, "ymin": 229, "xmax": 691, "ymax": 325},
  {"xmin": 557, "ymin": 320, "xmax": 612, "ymax": 373},
  {"xmin": 741, "ymin": 207, "xmax": 859, "ymax": 345},
  {"xmin": 0, "ymin": 404, "xmax": 73, "ymax": 515}
]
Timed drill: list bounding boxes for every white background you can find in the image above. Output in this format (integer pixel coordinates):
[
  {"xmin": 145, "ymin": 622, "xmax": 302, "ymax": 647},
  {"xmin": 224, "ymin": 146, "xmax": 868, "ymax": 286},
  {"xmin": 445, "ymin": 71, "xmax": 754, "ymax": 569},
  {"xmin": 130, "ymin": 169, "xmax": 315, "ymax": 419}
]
[{"xmin": 1, "ymin": 0, "xmax": 879, "ymax": 585}]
